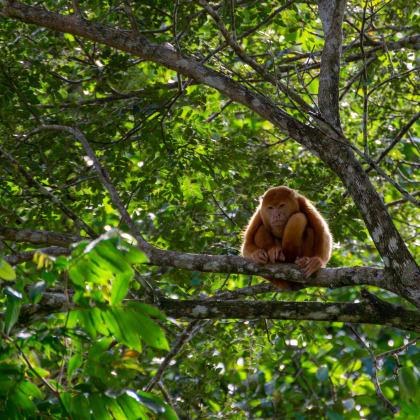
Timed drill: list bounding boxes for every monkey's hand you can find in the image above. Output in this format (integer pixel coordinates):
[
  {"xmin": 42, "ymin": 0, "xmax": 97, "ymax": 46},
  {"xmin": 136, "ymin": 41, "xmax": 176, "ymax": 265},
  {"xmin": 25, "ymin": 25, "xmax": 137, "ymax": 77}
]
[
  {"xmin": 267, "ymin": 245, "xmax": 285, "ymax": 264},
  {"xmin": 251, "ymin": 249, "xmax": 269, "ymax": 264},
  {"xmin": 295, "ymin": 256, "xmax": 323, "ymax": 278}
]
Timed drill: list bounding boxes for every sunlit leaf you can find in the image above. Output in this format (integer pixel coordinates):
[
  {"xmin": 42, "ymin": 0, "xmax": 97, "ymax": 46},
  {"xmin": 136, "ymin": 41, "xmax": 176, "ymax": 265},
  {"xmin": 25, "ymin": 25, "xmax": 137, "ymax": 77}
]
[{"xmin": 0, "ymin": 259, "xmax": 16, "ymax": 281}]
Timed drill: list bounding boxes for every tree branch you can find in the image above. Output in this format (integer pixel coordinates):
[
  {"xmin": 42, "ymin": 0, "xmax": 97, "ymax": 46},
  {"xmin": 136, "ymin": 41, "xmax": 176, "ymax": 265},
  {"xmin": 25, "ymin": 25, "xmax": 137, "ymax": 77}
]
[
  {"xmin": 372, "ymin": 111, "xmax": 420, "ymax": 168},
  {"xmin": 0, "ymin": 225, "xmax": 85, "ymax": 247},
  {"xmin": 0, "ymin": 147, "xmax": 97, "ymax": 238},
  {"xmin": 318, "ymin": 0, "xmax": 346, "ymax": 130},
  {"xmin": 4, "ymin": 247, "xmax": 71, "ymax": 265},
  {"xmin": 8, "ymin": 291, "xmax": 420, "ymax": 333},
  {"xmin": 196, "ymin": 0, "xmax": 313, "ymax": 112},
  {"xmin": 145, "ymin": 320, "xmax": 211, "ymax": 392},
  {"xmin": 157, "ymin": 297, "xmax": 420, "ymax": 333},
  {"xmin": 0, "ymin": 225, "xmax": 393, "ymax": 293},
  {"xmin": 35, "ymin": 125, "xmax": 151, "ymax": 250},
  {"xmin": 349, "ymin": 324, "xmax": 399, "ymax": 414}
]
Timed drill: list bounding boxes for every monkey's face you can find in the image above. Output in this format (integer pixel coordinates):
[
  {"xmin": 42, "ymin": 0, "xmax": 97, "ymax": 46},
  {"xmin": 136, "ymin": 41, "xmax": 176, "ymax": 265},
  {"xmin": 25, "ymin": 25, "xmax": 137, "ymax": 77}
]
[
  {"xmin": 262, "ymin": 200, "xmax": 294, "ymax": 228},
  {"xmin": 260, "ymin": 188, "xmax": 299, "ymax": 233}
]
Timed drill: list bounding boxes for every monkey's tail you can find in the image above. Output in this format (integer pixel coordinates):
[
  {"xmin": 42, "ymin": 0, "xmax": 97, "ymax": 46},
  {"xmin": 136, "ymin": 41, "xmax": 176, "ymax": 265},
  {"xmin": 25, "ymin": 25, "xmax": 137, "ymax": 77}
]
[{"xmin": 267, "ymin": 278, "xmax": 304, "ymax": 290}]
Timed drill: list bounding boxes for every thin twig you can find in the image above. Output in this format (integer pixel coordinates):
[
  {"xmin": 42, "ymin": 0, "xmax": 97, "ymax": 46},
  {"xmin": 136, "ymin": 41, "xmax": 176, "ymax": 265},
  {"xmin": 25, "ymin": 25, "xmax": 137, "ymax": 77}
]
[
  {"xmin": 349, "ymin": 325, "xmax": 398, "ymax": 414},
  {"xmin": 230, "ymin": 0, "xmax": 236, "ymax": 42},
  {"xmin": 145, "ymin": 320, "xmax": 211, "ymax": 392},
  {"xmin": 339, "ymin": 56, "xmax": 376, "ymax": 100},
  {"xmin": 123, "ymin": 0, "xmax": 139, "ymax": 35},
  {"xmin": 0, "ymin": 60, "xmax": 41, "ymax": 123},
  {"xmin": 158, "ymin": 381, "xmax": 179, "ymax": 414},
  {"xmin": 385, "ymin": 190, "xmax": 420, "ymax": 207},
  {"xmin": 205, "ymin": 100, "xmax": 233, "ymax": 123},
  {"xmin": 381, "ymin": 33, "xmax": 394, "ymax": 76},
  {"xmin": 376, "ymin": 336, "xmax": 420, "ymax": 360},
  {"xmin": 72, "ymin": 0, "xmax": 82, "ymax": 18},
  {"xmin": 199, "ymin": 0, "xmax": 299, "ymax": 65},
  {"xmin": 0, "ymin": 147, "xmax": 97, "ymax": 237},
  {"xmin": 196, "ymin": 0, "xmax": 313, "ymax": 112},
  {"xmin": 368, "ymin": 66, "xmax": 420, "ymax": 98},
  {"xmin": 34, "ymin": 125, "xmax": 151, "ymax": 248},
  {"xmin": 211, "ymin": 193, "xmax": 237, "ymax": 226},
  {"xmin": 371, "ymin": 111, "xmax": 420, "ymax": 168}
]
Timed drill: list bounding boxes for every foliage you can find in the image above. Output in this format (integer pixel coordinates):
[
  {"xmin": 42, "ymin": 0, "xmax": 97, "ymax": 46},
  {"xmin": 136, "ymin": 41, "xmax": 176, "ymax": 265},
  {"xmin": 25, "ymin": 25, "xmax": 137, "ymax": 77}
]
[{"xmin": 0, "ymin": 0, "xmax": 419, "ymax": 418}]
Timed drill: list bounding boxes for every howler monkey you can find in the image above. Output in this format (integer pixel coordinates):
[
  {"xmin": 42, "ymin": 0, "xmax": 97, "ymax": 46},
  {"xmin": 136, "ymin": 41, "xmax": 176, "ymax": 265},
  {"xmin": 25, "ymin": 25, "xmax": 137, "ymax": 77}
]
[{"xmin": 241, "ymin": 186, "xmax": 332, "ymax": 289}]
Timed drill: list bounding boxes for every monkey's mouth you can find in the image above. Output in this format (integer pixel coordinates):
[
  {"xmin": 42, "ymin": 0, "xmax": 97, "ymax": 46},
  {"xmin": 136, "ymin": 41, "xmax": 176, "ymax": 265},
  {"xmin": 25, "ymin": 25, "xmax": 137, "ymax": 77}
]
[{"xmin": 272, "ymin": 219, "xmax": 286, "ymax": 226}]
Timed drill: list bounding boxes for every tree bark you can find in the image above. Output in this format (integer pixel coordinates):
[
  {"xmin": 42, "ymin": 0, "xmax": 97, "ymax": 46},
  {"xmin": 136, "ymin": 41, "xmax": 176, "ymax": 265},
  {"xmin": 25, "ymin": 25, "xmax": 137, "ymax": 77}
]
[
  {"xmin": 10, "ymin": 291, "xmax": 420, "ymax": 333},
  {"xmin": 1, "ymin": 226, "xmax": 393, "ymax": 293},
  {"xmin": 318, "ymin": 0, "xmax": 346, "ymax": 130},
  {"xmin": 158, "ymin": 297, "xmax": 420, "ymax": 333}
]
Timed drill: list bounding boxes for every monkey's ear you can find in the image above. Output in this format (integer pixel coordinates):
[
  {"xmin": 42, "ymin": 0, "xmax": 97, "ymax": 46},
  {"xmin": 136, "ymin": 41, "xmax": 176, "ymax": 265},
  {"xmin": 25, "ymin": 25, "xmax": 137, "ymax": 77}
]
[{"xmin": 259, "ymin": 194, "xmax": 264, "ymax": 202}]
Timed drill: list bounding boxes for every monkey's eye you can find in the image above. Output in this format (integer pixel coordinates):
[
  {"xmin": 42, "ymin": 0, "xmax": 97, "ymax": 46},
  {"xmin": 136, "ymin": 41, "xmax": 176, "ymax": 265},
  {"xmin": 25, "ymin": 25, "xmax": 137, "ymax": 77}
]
[
  {"xmin": 279, "ymin": 203, "xmax": 285, "ymax": 208},
  {"xmin": 267, "ymin": 206, "xmax": 273, "ymax": 209}
]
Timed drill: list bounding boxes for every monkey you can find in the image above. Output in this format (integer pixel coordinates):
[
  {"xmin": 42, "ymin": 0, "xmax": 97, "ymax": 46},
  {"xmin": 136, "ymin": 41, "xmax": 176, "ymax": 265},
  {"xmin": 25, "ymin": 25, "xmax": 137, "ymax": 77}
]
[{"xmin": 241, "ymin": 186, "xmax": 332, "ymax": 289}]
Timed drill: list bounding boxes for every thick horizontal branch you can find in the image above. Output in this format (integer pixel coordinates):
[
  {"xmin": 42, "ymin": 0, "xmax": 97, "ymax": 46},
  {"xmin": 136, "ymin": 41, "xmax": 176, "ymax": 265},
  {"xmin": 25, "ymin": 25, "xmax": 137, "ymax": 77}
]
[
  {"xmin": 1, "ymin": 226, "xmax": 393, "ymax": 293},
  {"xmin": 158, "ymin": 296, "xmax": 420, "ymax": 332},
  {"xmin": 146, "ymin": 247, "xmax": 394, "ymax": 291},
  {"xmin": 9, "ymin": 291, "xmax": 420, "ymax": 333},
  {"xmin": 4, "ymin": 247, "xmax": 71, "ymax": 265},
  {"xmin": 0, "ymin": 225, "xmax": 84, "ymax": 247},
  {"xmin": 16, "ymin": 292, "xmax": 75, "ymax": 328}
]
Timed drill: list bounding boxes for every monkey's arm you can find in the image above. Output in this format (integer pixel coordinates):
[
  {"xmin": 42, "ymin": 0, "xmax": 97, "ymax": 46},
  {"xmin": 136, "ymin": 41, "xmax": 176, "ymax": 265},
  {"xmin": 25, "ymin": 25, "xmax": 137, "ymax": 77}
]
[
  {"xmin": 282, "ymin": 212, "xmax": 307, "ymax": 261},
  {"xmin": 297, "ymin": 196, "xmax": 332, "ymax": 277},
  {"xmin": 241, "ymin": 210, "xmax": 277, "ymax": 264},
  {"xmin": 241, "ymin": 209, "xmax": 263, "ymax": 258}
]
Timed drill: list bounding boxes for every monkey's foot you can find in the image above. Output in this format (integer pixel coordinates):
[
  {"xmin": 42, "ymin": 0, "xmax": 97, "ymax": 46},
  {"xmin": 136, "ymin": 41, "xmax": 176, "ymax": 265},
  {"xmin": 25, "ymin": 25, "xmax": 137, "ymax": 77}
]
[{"xmin": 295, "ymin": 256, "xmax": 322, "ymax": 278}]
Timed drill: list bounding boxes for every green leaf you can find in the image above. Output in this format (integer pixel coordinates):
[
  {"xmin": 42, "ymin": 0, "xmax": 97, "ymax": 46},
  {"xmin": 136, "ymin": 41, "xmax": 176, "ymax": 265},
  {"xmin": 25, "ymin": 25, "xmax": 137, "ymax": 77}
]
[
  {"xmin": 117, "ymin": 392, "xmax": 148, "ymax": 420},
  {"xmin": 10, "ymin": 388, "xmax": 36, "ymax": 413},
  {"xmin": 90, "ymin": 307, "xmax": 110, "ymax": 335},
  {"xmin": 78, "ymin": 309, "xmax": 97, "ymax": 339},
  {"xmin": 110, "ymin": 308, "xmax": 143, "ymax": 352},
  {"xmin": 127, "ymin": 302, "xmax": 166, "ymax": 321},
  {"xmin": 60, "ymin": 393, "xmax": 72, "ymax": 414},
  {"xmin": 110, "ymin": 272, "xmax": 132, "ymax": 305},
  {"xmin": 106, "ymin": 397, "xmax": 126, "ymax": 420},
  {"xmin": 4, "ymin": 286, "xmax": 23, "ymax": 300},
  {"xmin": 0, "ymin": 380, "xmax": 13, "ymax": 394},
  {"xmin": 127, "ymin": 310, "xmax": 169, "ymax": 351},
  {"xmin": 28, "ymin": 281, "xmax": 46, "ymax": 302},
  {"xmin": 0, "ymin": 259, "xmax": 16, "ymax": 281},
  {"xmin": 101, "ymin": 310, "xmax": 124, "ymax": 343},
  {"xmin": 136, "ymin": 390, "xmax": 179, "ymax": 420},
  {"xmin": 89, "ymin": 394, "xmax": 113, "ymax": 420},
  {"xmin": 70, "ymin": 393, "xmax": 91, "ymax": 420},
  {"xmin": 68, "ymin": 354, "xmax": 83, "ymax": 376},
  {"xmin": 5, "ymin": 298, "xmax": 21, "ymax": 335},
  {"xmin": 68, "ymin": 262, "xmax": 85, "ymax": 287},
  {"xmin": 120, "ymin": 243, "xmax": 149, "ymax": 264},
  {"xmin": 18, "ymin": 381, "xmax": 43, "ymax": 399},
  {"xmin": 399, "ymin": 367, "xmax": 418, "ymax": 400},
  {"xmin": 326, "ymin": 411, "xmax": 343, "ymax": 420},
  {"xmin": 95, "ymin": 241, "xmax": 132, "ymax": 275}
]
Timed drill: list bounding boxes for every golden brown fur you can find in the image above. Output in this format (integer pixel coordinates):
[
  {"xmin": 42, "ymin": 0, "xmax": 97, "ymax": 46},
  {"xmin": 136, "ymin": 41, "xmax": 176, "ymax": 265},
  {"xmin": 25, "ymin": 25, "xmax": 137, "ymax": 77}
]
[{"xmin": 241, "ymin": 186, "xmax": 332, "ymax": 289}]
